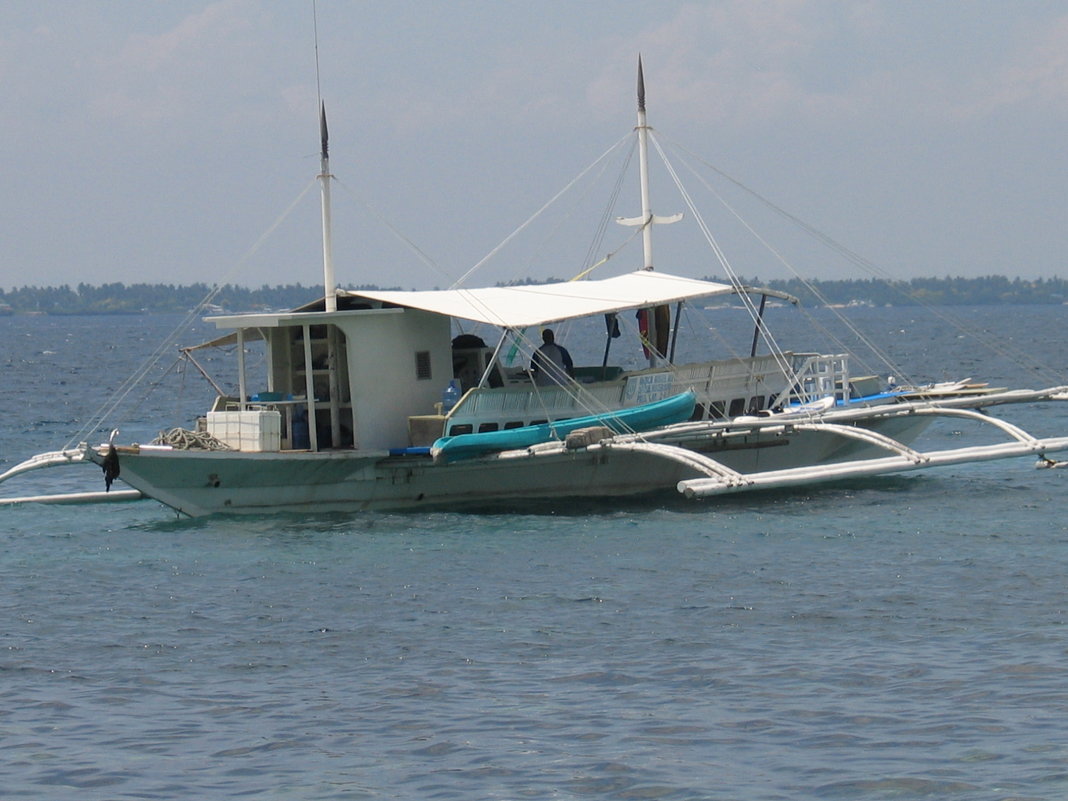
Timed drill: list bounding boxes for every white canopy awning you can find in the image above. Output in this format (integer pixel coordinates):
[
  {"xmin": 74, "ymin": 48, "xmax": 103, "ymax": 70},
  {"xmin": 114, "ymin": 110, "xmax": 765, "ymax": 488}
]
[{"xmin": 341, "ymin": 270, "xmax": 796, "ymax": 328}]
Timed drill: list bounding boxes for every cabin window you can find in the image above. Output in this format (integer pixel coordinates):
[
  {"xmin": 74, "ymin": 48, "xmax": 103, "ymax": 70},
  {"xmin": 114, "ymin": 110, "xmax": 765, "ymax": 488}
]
[
  {"xmin": 448, "ymin": 424, "xmax": 473, "ymax": 436},
  {"xmin": 478, "ymin": 423, "xmax": 499, "ymax": 433},
  {"xmin": 749, "ymin": 395, "xmax": 766, "ymax": 413},
  {"xmin": 690, "ymin": 403, "xmax": 706, "ymax": 422},
  {"xmin": 414, "ymin": 351, "xmax": 432, "ymax": 380},
  {"xmin": 728, "ymin": 398, "xmax": 746, "ymax": 417},
  {"xmin": 503, "ymin": 421, "xmax": 524, "ymax": 430},
  {"xmin": 708, "ymin": 401, "xmax": 725, "ymax": 420}
]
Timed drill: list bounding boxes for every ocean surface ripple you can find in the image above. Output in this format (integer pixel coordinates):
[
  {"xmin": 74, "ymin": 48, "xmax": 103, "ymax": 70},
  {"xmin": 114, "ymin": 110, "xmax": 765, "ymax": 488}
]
[{"xmin": 2, "ymin": 308, "xmax": 1068, "ymax": 799}]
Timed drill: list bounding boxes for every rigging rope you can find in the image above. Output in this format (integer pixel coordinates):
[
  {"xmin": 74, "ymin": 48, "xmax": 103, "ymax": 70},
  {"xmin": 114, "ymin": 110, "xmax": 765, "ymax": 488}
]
[
  {"xmin": 63, "ymin": 180, "xmax": 319, "ymax": 450},
  {"xmin": 663, "ymin": 135, "xmax": 1067, "ymax": 386},
  {"xmin": 670, "ymin": 144, "xmax": 909, "ymax": 385},
  {"xmin": 574, "ymin": 139, "xmax": 637, "ymax": 281},
  {"xmin": 502, "ymin": 137, "xmax": 636, "ymax": 287},
  {"xmin": 449, "ymin": 132, "xmax": 632, "ymax": 290},
  {"xmin": 332, "ymin": 176, "xmax": 452, "ymax": 285},
  {"xmin": 648, "ymin": 132, "xmax": 803, "ymax": 391}
]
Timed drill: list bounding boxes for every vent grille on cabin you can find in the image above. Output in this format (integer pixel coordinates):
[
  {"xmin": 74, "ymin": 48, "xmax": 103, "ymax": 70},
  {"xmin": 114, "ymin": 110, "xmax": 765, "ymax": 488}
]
[{"xmin": 415, "ymin": 350, "xmax": 432, "ymax": 380}]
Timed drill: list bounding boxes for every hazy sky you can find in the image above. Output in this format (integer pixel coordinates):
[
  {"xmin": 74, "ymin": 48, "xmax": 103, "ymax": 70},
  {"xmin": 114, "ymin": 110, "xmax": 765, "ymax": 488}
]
[{"xmin": 3, "ymin": 1, "xmax": 1067, "ymax": 291}]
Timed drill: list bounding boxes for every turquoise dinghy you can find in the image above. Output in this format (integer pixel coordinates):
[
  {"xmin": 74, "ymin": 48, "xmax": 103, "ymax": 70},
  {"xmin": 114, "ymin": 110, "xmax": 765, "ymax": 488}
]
[{"xmin": 431, "ymin": 390, "xmax": 697, "ymax": 463}]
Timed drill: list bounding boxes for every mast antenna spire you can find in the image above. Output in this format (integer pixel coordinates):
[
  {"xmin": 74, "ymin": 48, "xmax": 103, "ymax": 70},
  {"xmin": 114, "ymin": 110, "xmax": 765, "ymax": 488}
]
[
  {"xmin": 313, "ymin": 0, "xmax": 336, "ymax": 312},
  {"xmin": 637, "ymin": 53, "xmax": 646, "ymax": 112}
]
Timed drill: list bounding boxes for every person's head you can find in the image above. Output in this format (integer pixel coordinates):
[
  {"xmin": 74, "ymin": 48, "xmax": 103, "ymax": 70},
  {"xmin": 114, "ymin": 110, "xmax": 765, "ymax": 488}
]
[{"xmin": 542, "ymin": 329, "xmax": 555, "ymax": 344}]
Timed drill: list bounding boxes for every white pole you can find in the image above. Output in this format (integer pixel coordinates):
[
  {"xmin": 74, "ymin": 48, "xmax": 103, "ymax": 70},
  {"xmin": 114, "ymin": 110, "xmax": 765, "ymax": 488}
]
[
  {"xmin": 636, "ymin": 57, "xmax": 654, "ymax": 273},
  {"xmin": 237, "ymin": 328, "xmax": 247, "ymax": 410},
  {"xmin": 617, "ymin": 57, "xmax": 679, "ymax": 250},
  {"xmin": 319, "ymin": 102, "xmax": 337, "ymax": 313},
  {"xmin": 635, "ymin": 56, "xmax": 660, "ymax": 366},
  {"xmin": 303, "ymin": 324, "xmax": 318, "ymax": 451},
  {"xmin": 327, "ymin": 325, "xmax": 341, "ymax": 447},
  {"xmin": 615, "ymin": 58, "xmax": 680, "ymax": 367}
]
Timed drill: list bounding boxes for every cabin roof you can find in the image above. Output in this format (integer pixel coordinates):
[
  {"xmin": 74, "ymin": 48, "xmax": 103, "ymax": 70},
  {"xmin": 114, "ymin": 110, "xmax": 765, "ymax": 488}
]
[{"xmin": 341, "ymin": 270, "xmax": 796, "ymax": 328}]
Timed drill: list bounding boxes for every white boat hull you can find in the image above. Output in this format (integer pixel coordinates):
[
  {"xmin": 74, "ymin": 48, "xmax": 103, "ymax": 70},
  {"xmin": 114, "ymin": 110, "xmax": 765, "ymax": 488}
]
[
  {"xmin": 89, "ymin": 415, "xmax": 933, "ymax": 516},
  {"xmin": 78, "ymin": 386, "xmax": 1068, "ymax": 516}
]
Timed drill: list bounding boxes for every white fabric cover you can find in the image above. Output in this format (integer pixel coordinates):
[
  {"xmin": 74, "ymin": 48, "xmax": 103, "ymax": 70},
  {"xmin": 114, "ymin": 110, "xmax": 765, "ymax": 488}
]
[{"xmin": 342, "ymin": 270, "xmax": 792, "ymax": 328}]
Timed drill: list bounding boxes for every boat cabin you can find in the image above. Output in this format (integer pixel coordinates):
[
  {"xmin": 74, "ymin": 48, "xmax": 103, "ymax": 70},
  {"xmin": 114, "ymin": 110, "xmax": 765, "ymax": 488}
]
[
  {"xmin": 200, "ymin": 270, "xmax": 861, "ymax": 454},
  {"xmin": 203, "ymin": 300, "xmax": 451, "ymax": 452}
]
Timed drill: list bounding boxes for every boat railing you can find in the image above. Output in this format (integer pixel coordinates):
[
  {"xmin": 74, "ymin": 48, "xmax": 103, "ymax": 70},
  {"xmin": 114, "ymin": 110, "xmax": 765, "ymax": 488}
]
[
  {"xmin": 771, "ymin": 353, "xmax": 852, "ymax": 407},
  {"xmin": 447, "ymin": 383, "xmax": 627, "ymax": 435},
  {"xmin": 666, "ymin": 354, "xmax": 791, "ymax": 392},
  {"xmin": 445, "ymin": 352, "xmax": 808, "ymax": 435}
]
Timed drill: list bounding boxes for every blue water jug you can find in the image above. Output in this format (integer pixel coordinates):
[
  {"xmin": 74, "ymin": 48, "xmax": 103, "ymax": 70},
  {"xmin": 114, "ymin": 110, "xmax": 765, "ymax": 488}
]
[
  {"xmin": 442, "ymin": 380, "xmax": 460, "ymax": 413},
  {"xmin": 292, "ymin": 411, "xmax": 310, "ymax": 450}
]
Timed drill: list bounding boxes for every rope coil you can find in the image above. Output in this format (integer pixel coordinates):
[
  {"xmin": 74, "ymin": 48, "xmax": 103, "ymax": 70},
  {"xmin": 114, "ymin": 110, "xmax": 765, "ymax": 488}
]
[{"xmin": 152, "ymin": 428, "xmax": 232, "ymax": 451}]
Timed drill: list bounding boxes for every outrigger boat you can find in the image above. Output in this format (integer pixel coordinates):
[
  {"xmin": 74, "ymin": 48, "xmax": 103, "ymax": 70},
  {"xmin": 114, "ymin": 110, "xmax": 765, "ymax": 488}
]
[{"xmin": 4, "ymin": 61, "xmax": 1068, "ymax": 516}]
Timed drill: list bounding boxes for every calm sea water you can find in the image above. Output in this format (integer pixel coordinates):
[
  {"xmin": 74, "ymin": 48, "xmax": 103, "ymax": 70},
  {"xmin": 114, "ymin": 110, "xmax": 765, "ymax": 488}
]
[{"xmin": 3, "ymin": 306, "xmax": 1068, "ymax": 800}]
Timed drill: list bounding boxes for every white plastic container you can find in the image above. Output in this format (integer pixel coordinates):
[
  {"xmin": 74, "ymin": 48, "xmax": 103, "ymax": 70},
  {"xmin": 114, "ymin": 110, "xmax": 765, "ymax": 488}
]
[{"xmin": 206, "ymin": 410, "xmax": 281, "ymax": 452}]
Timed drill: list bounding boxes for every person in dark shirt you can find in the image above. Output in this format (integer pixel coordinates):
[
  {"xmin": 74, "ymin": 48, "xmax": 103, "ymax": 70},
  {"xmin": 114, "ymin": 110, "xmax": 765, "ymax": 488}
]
[{"xmin": 531, "ymin": 328, "xmax": 574, "ymax": 386}]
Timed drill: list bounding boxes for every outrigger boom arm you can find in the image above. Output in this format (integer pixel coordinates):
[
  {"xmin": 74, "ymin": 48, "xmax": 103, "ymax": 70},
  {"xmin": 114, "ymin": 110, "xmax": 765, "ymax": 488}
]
[
  {"xmin": 3, "ymin": 387, "xmax": 1068, "ymax": 508},
  {"xmin": 492, "ymin": 385, "xmax": 1068, "ymax": 499}
]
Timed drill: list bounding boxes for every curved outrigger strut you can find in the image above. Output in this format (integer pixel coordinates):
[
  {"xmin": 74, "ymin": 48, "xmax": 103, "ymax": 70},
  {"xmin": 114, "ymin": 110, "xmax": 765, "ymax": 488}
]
[
  {"xmin": 676, "ymin": 402, "xmax": 1068, "ymax": 499},
  {"xmin": 0, "ymin": 444, "xmax": 144, "ymax": 507}
]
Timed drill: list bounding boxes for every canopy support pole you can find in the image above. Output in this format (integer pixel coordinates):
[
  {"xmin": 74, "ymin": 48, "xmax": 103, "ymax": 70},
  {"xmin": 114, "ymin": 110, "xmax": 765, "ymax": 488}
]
[
  {"xmin": 478, "ymin": 333, "xmax": 510, "ymax": 389},
  {"xmin": 180, "ymin": 348, "xmax": 226, "ymax": 397},
  {"xmin": 237, "ymin": 328, "xmax": 247, "ymax": 410},
  {"xmin": 327, "ymin": 325, "xmax": 341, "ymax": 448},
  {"xmin": 302, "ymin": 324, "xmax": 319, "ymax": 451},
  {"xmin": 669, "ymin": 301, "xmax": 683, "ymax": 363},
  {"xmin": 750, "ymin": 294, "xmax": 768, "ymax": 358},
  {"xmin": 601, "ymin": 313, "xmax": 618, "ymax": 378}
]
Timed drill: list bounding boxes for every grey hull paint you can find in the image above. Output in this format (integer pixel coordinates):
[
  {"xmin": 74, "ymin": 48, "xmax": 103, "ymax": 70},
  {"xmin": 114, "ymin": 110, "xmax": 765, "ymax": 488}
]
[{"xmin": 95, "ymin": 418, "xmax": 932, "ymax": 517}]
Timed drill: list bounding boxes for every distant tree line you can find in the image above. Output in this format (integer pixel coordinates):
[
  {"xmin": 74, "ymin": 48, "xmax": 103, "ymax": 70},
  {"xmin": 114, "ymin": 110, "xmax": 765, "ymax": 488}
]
[
  {"xmin": 0, "ymin": 275, "xmax": 1065, "ymax": 314},
  {"xmin": 704, "ymin": 274, "xmax": 1068, "ymax": 307},
  {"xmin": 0, "ymin": 282, "xmax": 392, "ymax": 315}
]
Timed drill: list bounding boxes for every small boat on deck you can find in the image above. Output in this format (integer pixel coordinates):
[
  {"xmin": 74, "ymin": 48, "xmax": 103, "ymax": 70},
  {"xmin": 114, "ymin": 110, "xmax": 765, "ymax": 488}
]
[
  {"xmin": 3, "ymin": 60, "xmax": 1068, "ymax": 516},
  {"xmin": 431, "ymin": 390, "xmax": 697, "ymax": 463}
]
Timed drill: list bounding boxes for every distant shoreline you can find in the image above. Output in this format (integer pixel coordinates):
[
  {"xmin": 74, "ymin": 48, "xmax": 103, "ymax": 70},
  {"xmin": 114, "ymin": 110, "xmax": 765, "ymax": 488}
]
[{"xmin": 0, "ymin": 275, "xmax": 1065, "ymax": 315}]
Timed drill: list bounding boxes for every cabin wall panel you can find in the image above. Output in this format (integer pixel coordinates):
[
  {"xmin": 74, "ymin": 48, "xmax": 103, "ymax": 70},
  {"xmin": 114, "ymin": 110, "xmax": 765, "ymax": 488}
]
[{"xmin": 340, "ymin": 310, "xmax": 451, "ymax": 450}]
